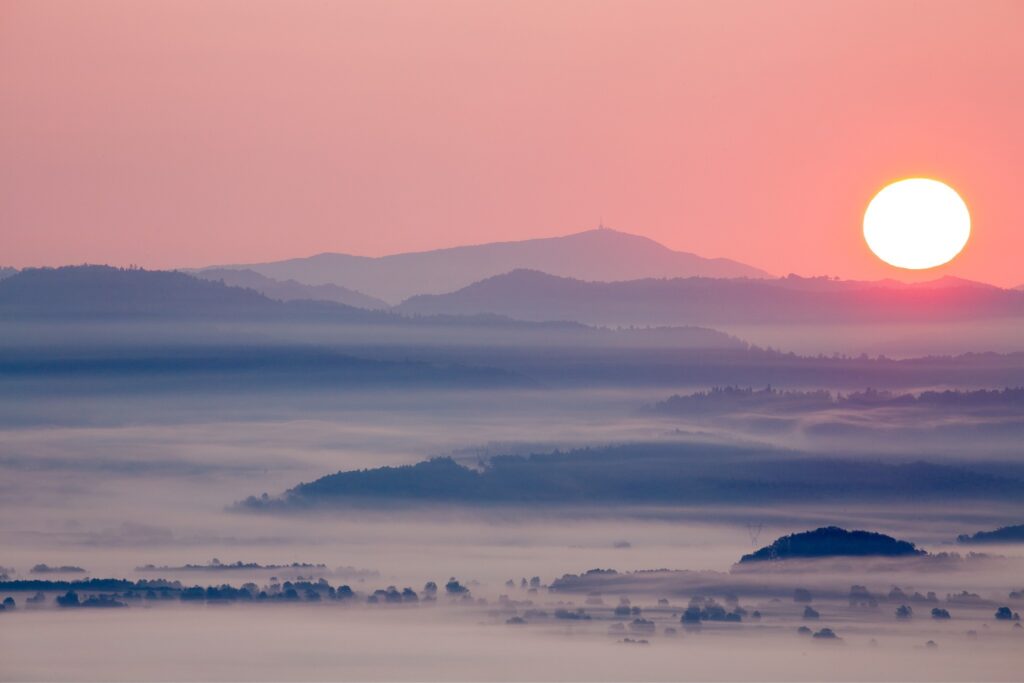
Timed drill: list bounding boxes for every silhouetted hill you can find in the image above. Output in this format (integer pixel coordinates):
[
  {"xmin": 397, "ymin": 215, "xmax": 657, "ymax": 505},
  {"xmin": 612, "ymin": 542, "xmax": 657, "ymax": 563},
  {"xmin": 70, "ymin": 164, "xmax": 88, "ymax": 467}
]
[
  {"xmin": 739, "ymin": 527, "xmax": 925, "ymax": 563},
  {"xmin": 0, "ymin": 266, "xmax": 396, "ymax": 322},
  {"xmin": 193, "ymin": 268, "xmax": 388, "ymax": 310},
  {"xmin": 957, "ymin": 524, "xmax": 1024, "ymax": 545},
  {"xmin": 396, "ymin": 270, "xmax": 1024, "ymax": 325},
  {"xmin": 205, "ymin": 228, "xmax": 770, "ymax": 304},
  {"xmin": 239, "ymin": 444, "xmax": 1024, "ymax": 510}
]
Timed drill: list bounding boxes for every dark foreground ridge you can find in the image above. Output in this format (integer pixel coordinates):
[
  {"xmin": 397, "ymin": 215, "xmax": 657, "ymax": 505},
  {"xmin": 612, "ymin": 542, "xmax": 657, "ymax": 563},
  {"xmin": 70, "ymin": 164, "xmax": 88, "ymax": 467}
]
[{"xmin": 739, "ymin": 527, "xmax": 925, "ymax": 563}]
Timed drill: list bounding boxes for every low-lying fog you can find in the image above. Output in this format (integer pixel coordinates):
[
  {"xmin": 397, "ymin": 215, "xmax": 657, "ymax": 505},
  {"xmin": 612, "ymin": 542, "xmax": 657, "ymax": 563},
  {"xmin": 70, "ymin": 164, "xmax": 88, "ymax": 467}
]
[
  {"xmin": 3, "ymin": 563, "xmax": 1023, "ymax": 682},
  {"xmin": 2, "ymin": 384, "xmax": 1021, "ymax": 579},
  {"xmin": 2, "ymin": 348, "xmax": 1023, "ymax": 680}
]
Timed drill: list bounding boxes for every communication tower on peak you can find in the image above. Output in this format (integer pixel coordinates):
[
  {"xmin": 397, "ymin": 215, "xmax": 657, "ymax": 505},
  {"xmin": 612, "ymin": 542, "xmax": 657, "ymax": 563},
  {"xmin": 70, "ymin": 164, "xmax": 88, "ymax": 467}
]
[{"xmin": 746, "ymin": 522, "xmax": 764, "ymax": 547}]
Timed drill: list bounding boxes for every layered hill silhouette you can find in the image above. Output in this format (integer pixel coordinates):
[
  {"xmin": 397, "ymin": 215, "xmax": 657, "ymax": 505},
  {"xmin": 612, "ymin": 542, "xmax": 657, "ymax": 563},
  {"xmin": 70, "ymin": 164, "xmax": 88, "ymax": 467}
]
[
  {"xmin": 193, "ymin": 268, "xmax": 388, "ymax": 310},
  {"xmin": 396, "ymin": 270, "xmax": 1024, "ymax": 325},
  {"xmin": 203, "ymin": 228, "xmax": 770, "ymax": 304},
  {"xmin": 0, "ymin": 265, "xmax": 745, "ymax": 350}
]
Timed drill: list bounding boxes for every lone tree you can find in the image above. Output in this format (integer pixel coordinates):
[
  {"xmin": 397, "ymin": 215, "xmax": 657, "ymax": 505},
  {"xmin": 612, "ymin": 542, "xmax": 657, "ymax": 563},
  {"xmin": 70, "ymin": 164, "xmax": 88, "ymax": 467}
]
[
  {"xmin": 56, "ymin": 591, "xmax": 80, "ymax": 607},
  {"xmin": 994, "ymin": 607, "xmax": 1020, "ymax": 621}
]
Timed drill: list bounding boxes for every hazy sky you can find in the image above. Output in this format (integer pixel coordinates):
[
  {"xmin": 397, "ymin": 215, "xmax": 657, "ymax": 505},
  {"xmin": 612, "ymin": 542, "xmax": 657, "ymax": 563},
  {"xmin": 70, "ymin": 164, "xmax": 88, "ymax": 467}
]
[{"xmin": 2, "ymin": 0, "xmax": 1022, "ymax": 285}]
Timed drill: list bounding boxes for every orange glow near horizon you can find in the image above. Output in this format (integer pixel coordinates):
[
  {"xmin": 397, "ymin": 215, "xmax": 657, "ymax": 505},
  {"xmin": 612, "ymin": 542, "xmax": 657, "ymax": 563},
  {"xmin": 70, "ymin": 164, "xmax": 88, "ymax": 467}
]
[{"xmin": 2, "ymin": 1, "xmax": 1023, "ymax": 286}]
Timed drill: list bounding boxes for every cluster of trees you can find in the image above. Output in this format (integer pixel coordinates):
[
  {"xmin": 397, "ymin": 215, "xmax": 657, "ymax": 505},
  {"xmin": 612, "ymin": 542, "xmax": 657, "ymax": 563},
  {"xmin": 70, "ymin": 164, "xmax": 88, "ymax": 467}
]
[
  {"xmin": 888, "ymin": 587, "xmax": 939, "ymax": 603},
  {"xmin": 848, "ymin": 585, "xmax": 878, "ymax": 608},
  {"xmin": 847, "ymin": 584, "xmax": 1015, "ymax": 613},
  {"xmin": 554, "ymin": 608, "xmax": 591, "ymax": 620},
  {"xmin": 367, "ymin": 587, "xmax": 420, "ymax": 604},
  {"xmin": 55, "ymin": 591, "xmax": 125, "ymax": 608},
  {"xmin": 2, "ymin": 576, "xmax": 482, "ymax": 609},
  {"xmin": 0, "ymin": 578, "xmax": 176, "ymax": 592},
  {"xmin": 29, "ymin": 564, "xmax": 87, "ymax": 574},
  {"xmin": 680, "ymin": 597, "xmax": 744, "ymax": 625},
  {"xmin": 797, "ymin": 626, "xmax": 840, "ymax": 640},
  {"xmin": 136, "ymin": 559, "xmax": 328, "ymax": 572}
]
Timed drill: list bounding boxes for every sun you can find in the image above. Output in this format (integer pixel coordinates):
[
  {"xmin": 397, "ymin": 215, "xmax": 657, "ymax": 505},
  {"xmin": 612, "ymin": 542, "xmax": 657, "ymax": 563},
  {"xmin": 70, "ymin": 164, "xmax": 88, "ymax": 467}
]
[{"xmin": 863, "ymin": 178, "xmax": 970, "ymax": 270}]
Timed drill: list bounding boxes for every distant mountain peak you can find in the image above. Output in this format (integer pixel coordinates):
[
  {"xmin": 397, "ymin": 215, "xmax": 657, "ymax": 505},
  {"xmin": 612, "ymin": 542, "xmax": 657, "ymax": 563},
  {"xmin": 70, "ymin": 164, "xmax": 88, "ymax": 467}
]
[{"xmin": 201, "ymin": 228, "xmax": 770, "ymax": 303}]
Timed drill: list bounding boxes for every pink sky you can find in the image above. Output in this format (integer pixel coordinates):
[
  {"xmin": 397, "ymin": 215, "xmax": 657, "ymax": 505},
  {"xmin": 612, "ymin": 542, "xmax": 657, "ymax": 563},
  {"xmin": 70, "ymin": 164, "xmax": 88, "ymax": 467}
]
[{"xmin": 2, "ymin": 0, "xmax": 1022, "ymax": 285}]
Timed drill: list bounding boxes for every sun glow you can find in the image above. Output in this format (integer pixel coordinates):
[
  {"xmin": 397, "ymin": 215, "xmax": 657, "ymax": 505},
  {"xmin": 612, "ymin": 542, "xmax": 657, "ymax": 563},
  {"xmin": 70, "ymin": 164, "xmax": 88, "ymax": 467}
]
[{"xmin": 863, "ymin": 178, "xmax": 970, "ymax": 270}]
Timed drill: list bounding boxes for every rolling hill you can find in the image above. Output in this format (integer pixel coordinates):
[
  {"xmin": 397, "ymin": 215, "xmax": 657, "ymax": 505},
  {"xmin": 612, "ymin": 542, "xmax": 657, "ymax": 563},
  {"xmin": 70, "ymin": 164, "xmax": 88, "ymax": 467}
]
[
  {"xmin": 396, "ymin": 270, "xmax": 1024, "ymax": 325},
  {"xmin": 738, "ymin": 527, "xmax": 924, "ymax": 563}
]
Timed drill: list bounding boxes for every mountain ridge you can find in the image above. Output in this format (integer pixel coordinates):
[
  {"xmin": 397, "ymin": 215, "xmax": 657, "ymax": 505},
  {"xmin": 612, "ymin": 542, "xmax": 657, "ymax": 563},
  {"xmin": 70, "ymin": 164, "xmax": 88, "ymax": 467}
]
[{"xmin": 200, "ymin": 228, "xmax": 771, "ymax": 304}]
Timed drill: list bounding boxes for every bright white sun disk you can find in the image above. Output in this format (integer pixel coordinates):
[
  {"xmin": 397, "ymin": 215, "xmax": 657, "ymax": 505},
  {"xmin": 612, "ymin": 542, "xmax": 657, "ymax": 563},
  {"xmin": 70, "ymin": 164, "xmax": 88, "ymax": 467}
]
[{"xmin": 863, "ymin": 178, "xmax": 970, "ymax": 270}]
